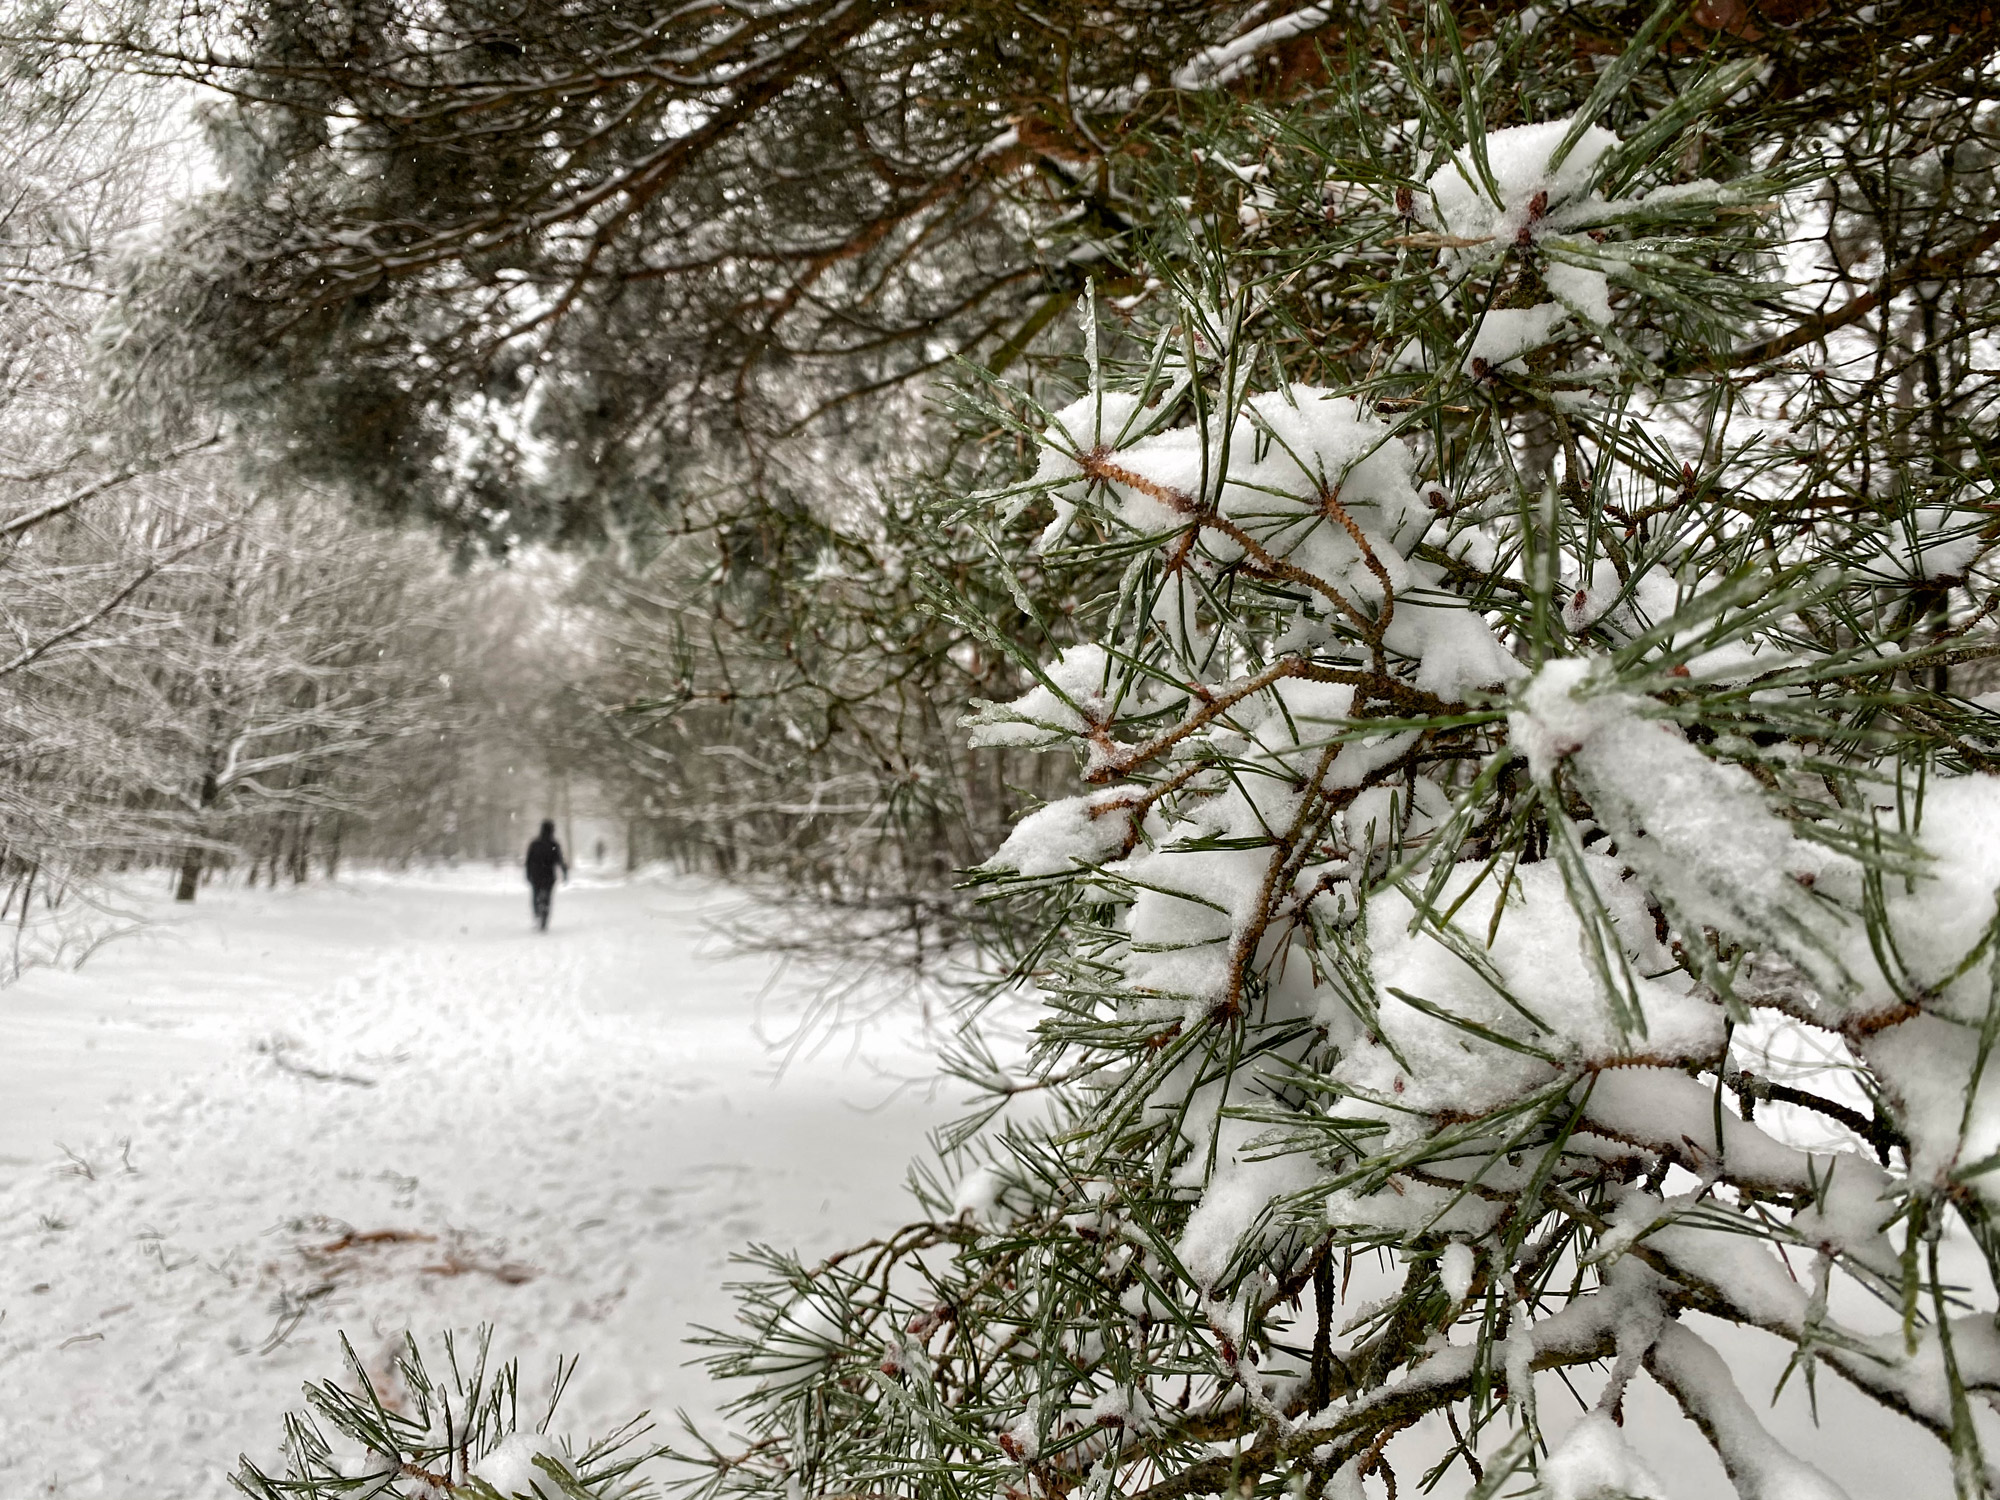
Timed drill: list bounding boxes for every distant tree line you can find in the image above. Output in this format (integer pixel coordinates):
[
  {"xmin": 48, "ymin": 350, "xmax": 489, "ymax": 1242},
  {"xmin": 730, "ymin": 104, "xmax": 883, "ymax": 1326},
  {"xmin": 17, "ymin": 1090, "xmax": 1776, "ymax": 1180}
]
[{"xmin": 0, "ymin": 39, "xmax": 603, "ymax": 972}]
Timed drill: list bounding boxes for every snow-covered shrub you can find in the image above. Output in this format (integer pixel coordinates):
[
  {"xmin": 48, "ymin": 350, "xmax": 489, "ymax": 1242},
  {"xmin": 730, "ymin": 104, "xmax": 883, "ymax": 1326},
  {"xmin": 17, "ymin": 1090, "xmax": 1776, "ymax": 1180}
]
[{"xmin": 677, "ymin": 13, "xmax": 2000, "ymax": 1500}]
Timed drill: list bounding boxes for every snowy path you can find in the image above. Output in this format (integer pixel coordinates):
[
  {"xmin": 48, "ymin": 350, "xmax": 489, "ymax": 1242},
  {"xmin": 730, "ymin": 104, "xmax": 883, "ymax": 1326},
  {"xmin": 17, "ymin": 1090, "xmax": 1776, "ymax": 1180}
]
[
  {"xmin": 0, "ymin": 869, "xmax": 950, "ymax": 1498},
  {"xmin": 0, "ymin": 869, "xmax": 1947, "ymax": 1500}
]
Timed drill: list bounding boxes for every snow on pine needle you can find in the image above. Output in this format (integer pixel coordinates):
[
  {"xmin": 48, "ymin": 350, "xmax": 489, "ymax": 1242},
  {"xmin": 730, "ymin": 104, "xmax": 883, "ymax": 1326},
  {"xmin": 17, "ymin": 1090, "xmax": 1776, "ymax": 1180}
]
[
  {"xmin": 661, "ymin": 22, "xmax": 2000, "ymax": 1500},
  {"xmin": 261, "ymin": 10, "xmax": 2000, "ymax": 1500},
  {"xmin": 233, "ymin": 1329, "xmax": 660, "ymax": 1500}
]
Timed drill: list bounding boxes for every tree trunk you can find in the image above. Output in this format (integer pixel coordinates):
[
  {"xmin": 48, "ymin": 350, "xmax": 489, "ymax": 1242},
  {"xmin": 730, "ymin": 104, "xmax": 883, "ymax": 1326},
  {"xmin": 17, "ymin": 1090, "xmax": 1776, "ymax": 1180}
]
[
  {"xmin": 173, "ymin": 844, "xmax": 201, "ymax": 903},
  {"xmin": 174, "ymin": 769, "xmax": 219, "ymax": 903}
]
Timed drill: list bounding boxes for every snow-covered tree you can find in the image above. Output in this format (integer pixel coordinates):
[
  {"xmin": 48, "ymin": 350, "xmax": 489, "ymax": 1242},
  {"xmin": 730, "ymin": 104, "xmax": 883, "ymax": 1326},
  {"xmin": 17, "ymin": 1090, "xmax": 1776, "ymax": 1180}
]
[
  {"xmin": 5, "ymin": 464, "xmax": 503, "ymax": 905},
  {"xmin": 75, "ymin": 0, "xmax": 1995, "ymax": 986},
  {"xmin": 75, "ymin": 0, "xmax": 1356, "ymax": 538},
  {"xmin": 124, "ymin": 488, "xmax": 470, "ymax": 900},
  {"xmin": 566, "ymin": 456, "xmax": 1082, "ymax": 989},
  {"xmin": 665, "ymin": 15, "xmax": 2000, "ymax": 1500},
  {"xmin": 0, "ymin": 38, "xmax": 245, "ymax": 958},
  {"xmin": 0, "ymin": 6, "xmax": 568, "ymax": 931}
]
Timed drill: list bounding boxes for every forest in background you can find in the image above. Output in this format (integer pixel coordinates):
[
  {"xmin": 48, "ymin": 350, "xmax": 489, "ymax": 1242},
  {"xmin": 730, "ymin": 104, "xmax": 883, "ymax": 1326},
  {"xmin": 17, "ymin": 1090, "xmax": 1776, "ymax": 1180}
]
[
  {"xmin": 0, "ymin": 0, "xmax": 1076, "ymax": 975},
  {"xmin": 18, "ymin": 0, "xmax": 1992, "ymax": 983}
]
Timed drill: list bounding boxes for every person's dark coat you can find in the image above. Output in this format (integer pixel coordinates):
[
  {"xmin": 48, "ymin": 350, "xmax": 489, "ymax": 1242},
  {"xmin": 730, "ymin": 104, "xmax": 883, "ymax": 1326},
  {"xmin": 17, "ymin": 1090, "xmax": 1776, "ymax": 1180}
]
[{"xmin": 525, "ymin": 823, "xmax": 568, "ymax": 888}]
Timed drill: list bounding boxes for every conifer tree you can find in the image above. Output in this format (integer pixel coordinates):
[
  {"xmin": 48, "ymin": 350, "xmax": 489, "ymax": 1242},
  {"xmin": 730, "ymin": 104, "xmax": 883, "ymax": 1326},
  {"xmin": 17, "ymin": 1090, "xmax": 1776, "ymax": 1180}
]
[
  {"xmin": 673, "ymin": 10, "xmax": 2000, "ymax": 1499},
  {"xmin": 237, "ymin": 3, "xmax": 2000, "ymax": 1497}
]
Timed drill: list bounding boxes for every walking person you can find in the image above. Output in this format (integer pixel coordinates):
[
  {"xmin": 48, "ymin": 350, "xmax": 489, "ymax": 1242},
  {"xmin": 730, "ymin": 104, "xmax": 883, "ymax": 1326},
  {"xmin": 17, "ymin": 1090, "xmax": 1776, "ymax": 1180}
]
[{"xmin": 525, "ymin": 819, "xmax": 569, "ymax": 931}]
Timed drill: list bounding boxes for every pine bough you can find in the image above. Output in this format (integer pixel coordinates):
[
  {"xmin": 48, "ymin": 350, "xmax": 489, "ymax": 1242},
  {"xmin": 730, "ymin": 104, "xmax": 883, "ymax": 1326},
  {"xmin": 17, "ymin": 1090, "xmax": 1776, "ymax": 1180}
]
[{"xmin": 241, "ymin": 10, "xmax": 2000, "ymax": 1500}]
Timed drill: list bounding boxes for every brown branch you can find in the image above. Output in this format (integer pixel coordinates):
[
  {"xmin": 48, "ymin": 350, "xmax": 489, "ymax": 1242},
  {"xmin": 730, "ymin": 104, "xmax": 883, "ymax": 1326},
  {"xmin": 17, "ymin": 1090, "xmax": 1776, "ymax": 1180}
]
[
  {"xmin": 1123, "ymin": 1323, "xmax": 1620, "ymax": 1500},
  {"xmin": 1726, "ymin": 1068, "xmax": 1903, "ymax": 1159},
  {"xmin": 1323, "ymin": 489, "xmax": 1398, "ymax": 654},
  {"xmin": 1075, "ymin": 450, "xmax": 1378, "ymax": 635},
  {"xmin": 1219, "ymin": 736, "xmax": 1349, "ymax": 1018},
  {"xmin": 1730, "ymin": 218, "xmax": 2000, "ymax": 368},
  {"xmin": 1083, "ymin": 655, "xmax": 1448, "ymax": 785}
]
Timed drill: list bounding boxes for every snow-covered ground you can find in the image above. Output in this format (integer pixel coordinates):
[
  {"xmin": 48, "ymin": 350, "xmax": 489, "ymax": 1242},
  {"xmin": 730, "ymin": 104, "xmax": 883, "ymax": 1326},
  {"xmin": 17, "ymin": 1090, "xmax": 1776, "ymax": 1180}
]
[
  {"xmin": 0, "ymin": 867, "xmax": 1948, "ymax": 1498},
  {"xmin": 0, "ymin": 867, "xmax": 950, "ymax": 1497}
]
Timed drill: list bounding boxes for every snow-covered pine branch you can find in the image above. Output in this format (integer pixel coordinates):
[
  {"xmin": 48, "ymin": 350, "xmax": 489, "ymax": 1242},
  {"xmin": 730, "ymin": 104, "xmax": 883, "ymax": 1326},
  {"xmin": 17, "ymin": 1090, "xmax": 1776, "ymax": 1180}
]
[
  {"xmin": 230, "ymin": 3, "xmax": 2000, "ymax": 1497},
  {"xmin": 669, "ymin": 16, "xmax": 2000, "ymax": 1500}
]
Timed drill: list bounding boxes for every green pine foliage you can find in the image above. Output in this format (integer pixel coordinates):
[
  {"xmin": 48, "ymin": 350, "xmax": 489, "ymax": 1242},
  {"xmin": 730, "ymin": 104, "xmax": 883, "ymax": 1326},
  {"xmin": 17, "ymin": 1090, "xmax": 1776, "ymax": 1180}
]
[
  {"xmin": 665, "ymin": 12, "xmax": 2000, "ymax": 1500},
  {"xmin": 233, "ymin": 1331, "xmax": 661, "ymax": 1499},
  {"xmin": 240, "ymin": 2, "xmax": 2000, "ymax": 1497}
]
